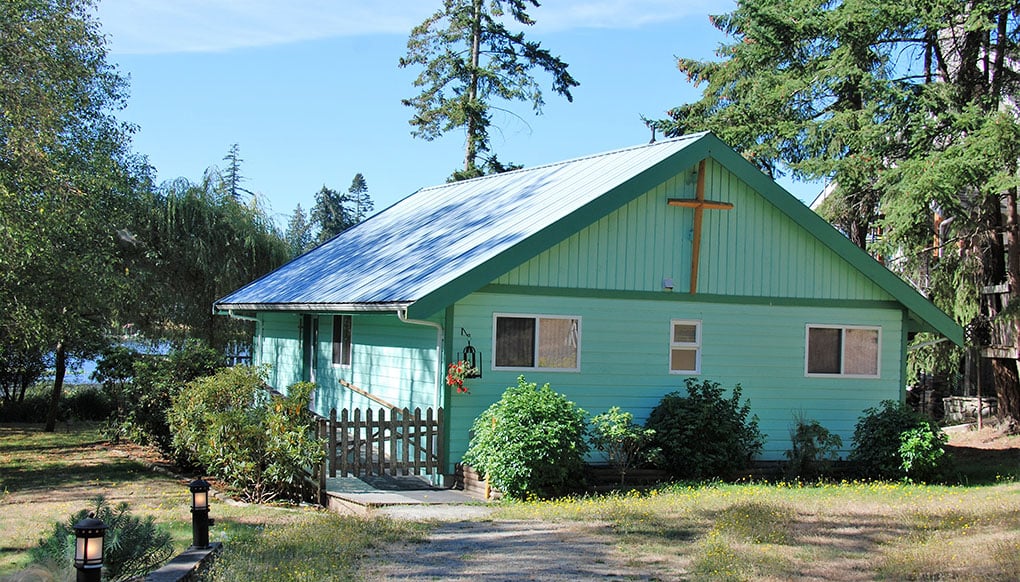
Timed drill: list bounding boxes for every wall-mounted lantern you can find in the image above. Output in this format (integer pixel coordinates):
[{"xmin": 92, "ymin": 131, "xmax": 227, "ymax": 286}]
[
  {"xmin": 460, "ymin": 328, "xmax": 482, "ymax": 378},
  {"xmin": 73, "ymin": 513, "xmax": 107, "ymax": 582}
]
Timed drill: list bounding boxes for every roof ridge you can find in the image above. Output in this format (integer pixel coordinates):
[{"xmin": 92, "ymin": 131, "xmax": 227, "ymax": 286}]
[{"xmin": 416, "ymin": 132, "xmax": 709, "ymax": 192}]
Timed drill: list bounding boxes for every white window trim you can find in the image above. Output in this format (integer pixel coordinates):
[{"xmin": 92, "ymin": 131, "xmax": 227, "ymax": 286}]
[
  {"xmin": 492, "ymin": 313, "xmax": 582, "ymax": 372},
  {"xmin": 331, "ymin": 314, "xmax": 353, "ymax": 368},
  {"xmin": 804, "ymin": 324, "xmax": 881, "ymax": 378},
  {"xmin": 669, "ymin": 319, "xmax": 702, "ymax": 375}
]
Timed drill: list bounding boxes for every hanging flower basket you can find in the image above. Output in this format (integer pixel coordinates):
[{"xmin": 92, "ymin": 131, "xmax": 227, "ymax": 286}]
[{"xmin": 446, "ymin": 360, "xmax": 477, "ymax": 394}]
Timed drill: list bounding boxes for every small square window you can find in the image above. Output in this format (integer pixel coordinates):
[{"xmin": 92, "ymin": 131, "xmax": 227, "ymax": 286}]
[{"xmin": 670, "ymin": 320, "xmax": 701, "ymax": 374}]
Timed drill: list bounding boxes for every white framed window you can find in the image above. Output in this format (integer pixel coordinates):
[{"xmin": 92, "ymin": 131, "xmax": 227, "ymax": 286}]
[
  {"xmin": 332, "ymin": 315, "xmax": 352, "ymax": 367},
  {"xmin": 493, "ymin": 314, "xmax": 580, "ymax": 371},
  {"xmin": 669, "ymin": 319, "xmax": 701, "ymax": 374},
  {"xmin": 805, "ymin": 325, "xmax": 880, "ymax": 378}
]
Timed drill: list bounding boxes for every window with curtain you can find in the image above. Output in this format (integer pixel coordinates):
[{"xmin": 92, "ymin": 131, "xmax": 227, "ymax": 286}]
[
  {"xmin": 494, "ymin": 314, "xmax": 580, "ymax": 371},
  {"xmin": 806, "ymin": 325, "xmax": 880, "ymax": 377}
]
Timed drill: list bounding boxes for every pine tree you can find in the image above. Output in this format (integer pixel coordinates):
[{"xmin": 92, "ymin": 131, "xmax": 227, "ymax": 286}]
[
  {"xmin": 284, "ymin": 203, "xmax": 313, "ymax": 257},
  {"xmin": 347, "ymin": 173, "xmax": 373, "ymax": 223},
  {"xmin": 399, "ymin": 0, "xmax": 578, "ymax": 180},
  {"xmin": 310, "ymin": 186, "xmax": 354, "ymax": 243}
]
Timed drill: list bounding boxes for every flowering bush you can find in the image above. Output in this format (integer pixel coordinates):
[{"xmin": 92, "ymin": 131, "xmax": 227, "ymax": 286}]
[{"xmin": 446, "ymin": 360, "xmax": 475, "ymax": 393}]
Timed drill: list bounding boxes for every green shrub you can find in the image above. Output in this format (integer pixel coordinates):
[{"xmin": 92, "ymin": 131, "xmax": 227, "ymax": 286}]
[
  {"xmin": 645, "ymin": 378, "xmax": 764, "ymax": 480},
  {"xmin": 590, "ymin": 407, "xmax": 658, "ymax": 485},
  {"xmin": 783, "ymin": 413, "xmax": 843, "ymax": 480},
  {"xmin": 96, "ymin": 341, "xmax": 223, "ymax": 455},
  {"xmin": 850, "ymin": 400, "xmax": 947, "ymax": 481},
  {"xmin": 899, "ymin": 424, "xmax": 948, "ymax": 483},
  {"xmin": 463, "ymin": 376, "xmax": 588, "ymax": 499},
  {"xmin": 169, "ymin": 366, "xmax": 323, "ymax": 503},
  {"xmin": 30, "ymin": 495, "xmax": 174, "ymax": 582}
]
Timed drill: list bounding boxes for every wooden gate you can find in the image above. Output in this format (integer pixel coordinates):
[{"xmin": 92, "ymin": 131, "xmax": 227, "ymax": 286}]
[{"xmin": 318, "ymin": 406, "xmax": 445, "ymax": 479}]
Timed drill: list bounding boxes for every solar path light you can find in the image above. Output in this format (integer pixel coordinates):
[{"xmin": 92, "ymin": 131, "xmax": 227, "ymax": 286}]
[
  {"xmin": 73, "ymin": 513, "xmax": 107, "ymax": 582},
  {"xmin": 189, "ymin": 478, "xmax": 213, "ymax": 549}
]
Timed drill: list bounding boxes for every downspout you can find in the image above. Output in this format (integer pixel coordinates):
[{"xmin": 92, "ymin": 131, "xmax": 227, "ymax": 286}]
[
  {"xmin": 397, "ymin": 308, "xmax": 445, "ymax": 486},
  {"xmin": 396, "ymin": 308, "xmax": 445, "ymax": 412}
]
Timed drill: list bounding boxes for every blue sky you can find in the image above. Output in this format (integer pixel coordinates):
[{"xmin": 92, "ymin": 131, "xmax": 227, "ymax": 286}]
[{"xmin": 97, "ymin": 0, "xmax": 821, "ymax": 228}]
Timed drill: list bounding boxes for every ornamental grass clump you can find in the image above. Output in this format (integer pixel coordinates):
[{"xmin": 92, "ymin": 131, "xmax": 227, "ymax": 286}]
[
  {"xmin": 30, "ymin": 495, "xmax": 174, "ymax": 582},
  {"xmin": 463, "ymin": 376, "xmax": 588, "ymax": 499}
]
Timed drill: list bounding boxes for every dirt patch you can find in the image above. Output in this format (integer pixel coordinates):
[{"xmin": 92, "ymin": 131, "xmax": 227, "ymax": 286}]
[{"xmin": 364, "ymin": 520, "xmax": 658, "ymax": 581}]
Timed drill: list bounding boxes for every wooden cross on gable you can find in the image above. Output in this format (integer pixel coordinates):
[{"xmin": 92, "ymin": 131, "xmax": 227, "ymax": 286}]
[{"xmin": 667, "ymin": 159, "xmax": 734, "ymax": 294}]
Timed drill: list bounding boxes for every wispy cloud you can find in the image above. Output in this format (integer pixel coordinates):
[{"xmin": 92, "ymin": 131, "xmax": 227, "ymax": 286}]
[{"xmin": 98, "ymin": 0, "xmax": 717, "ymax": 55}]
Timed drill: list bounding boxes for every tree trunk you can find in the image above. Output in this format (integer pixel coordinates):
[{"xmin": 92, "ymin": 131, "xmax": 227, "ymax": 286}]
[
  {"xmin": 993, "ymin": 358, "xmax": 1020, "ymax": 424},
  {"xmin": 464, "ymin": 0, "xmax": 483, "ymax": 173},
  {"xmin": 44, "ymin": 340, "xmax": 67, "ymax": 432}
]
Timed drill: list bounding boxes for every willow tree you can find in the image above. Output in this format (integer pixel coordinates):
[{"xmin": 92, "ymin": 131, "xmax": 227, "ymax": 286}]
[
  {"xmin": 399, "ymin": 0, "xmax": 579, "ymax": 180},
  {"xmin": 137, "ymin": 176, "xmax": 289, "ymax": 349}
]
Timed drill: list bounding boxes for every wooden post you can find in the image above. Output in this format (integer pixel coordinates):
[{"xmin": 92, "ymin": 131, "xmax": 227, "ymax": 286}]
[
  {"xmin": 328, "ymin": 408, "xmax": 337, "ymax": 478},
  {"xmin": 401, "ymin": 409, "xmax": 411, "ymax": 476}
]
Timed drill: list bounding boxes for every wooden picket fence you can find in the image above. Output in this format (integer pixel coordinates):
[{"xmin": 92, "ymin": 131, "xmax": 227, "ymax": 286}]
[{"xmin": 313, "ymin": 406, "xmax": 445, "ymax": 482}]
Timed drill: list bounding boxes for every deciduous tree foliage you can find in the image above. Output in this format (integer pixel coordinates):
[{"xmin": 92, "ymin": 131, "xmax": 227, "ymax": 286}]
[
  {"xmin": 0, "ymin": 0, "xmax": 149, "ymax": 431},
  {"xmin": 399, "ymin": 0, "xmax": 578, "ymax": 180}
]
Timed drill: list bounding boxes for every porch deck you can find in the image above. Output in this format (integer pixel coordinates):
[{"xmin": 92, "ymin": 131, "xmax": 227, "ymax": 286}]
[{"xmin": 324, "ymin": 474, "xmax": 490, "ymax": 519}]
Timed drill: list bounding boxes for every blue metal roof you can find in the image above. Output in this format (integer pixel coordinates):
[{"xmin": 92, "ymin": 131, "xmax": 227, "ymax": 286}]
[{"xmin": 214, "ymin": 133, "xmax": 708, "ymax": 312}]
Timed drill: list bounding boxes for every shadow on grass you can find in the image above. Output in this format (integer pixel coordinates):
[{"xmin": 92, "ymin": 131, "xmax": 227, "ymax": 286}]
[{"xmin": 946, "ymin": 445, "xmax": 1020, "ymax": 485}]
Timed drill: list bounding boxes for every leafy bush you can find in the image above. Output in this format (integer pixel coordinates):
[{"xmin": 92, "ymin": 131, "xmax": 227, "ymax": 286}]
[
  {"xmin": 463, "ymin": 376, "xmax": 588, "ymax": 499},
  {"xmin": 899, "ymin": 424, "xmax": 948, "ymax": 483},
  {"xmin": 590, "ymin": 407, "xmax": 658, "ymax": 485},
  {"xmin": 783, "ymin": 413, "xmax": 843, "ymax": 480},
  {"xmin": 169, "ymin": 366, "xmax": 323, "ymax": 503},
  {"xmin": 645, "ymin": 378, "xmax": 764, "ymax": 480},
  {"xmin": 850, "ymin": 400, "xmax": 947, "ymax": 481},
  {"xmin": 30, "ymin": 495, "xmax": 174, "ymax": 582},
  {"xmin": 96, "ymin": 341, "xmax": 223, "ymax": 455}
]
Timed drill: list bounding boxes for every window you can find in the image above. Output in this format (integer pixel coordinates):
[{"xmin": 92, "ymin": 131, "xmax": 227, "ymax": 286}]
[
  {"xmin": 493, "ymin": 314, "xmax": 580, "ymax": 371},
  {"xmin": 806, "ymin": 325, "xmax": 880, "ymax": 377},
  {"xmin": 332, "ymin": 315, "xmax": 352, "ymax": 367},
  {"xmin": 669, "ymin": 320, "xmax": 701, "ymax": 374}
]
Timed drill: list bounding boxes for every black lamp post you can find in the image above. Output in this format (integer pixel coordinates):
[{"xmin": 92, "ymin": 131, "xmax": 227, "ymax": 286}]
[
  {"xmin": 189, "ymin": 478, "xmax": 211, "ymax": 549},
  {"xmin": 73, "ymin": 514, "xmax": 107, "ymax": 582}
]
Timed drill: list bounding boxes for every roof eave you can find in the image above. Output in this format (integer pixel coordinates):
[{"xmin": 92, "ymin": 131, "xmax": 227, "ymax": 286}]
[{"xmin": 213, "ymin": 301, "xmax": 413, "ymax": 315}]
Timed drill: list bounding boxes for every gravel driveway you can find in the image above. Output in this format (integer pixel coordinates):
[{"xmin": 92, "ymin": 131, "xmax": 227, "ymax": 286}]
[{"xmin": 364, "ymin": 519, "xmax": 659, "ymax": 581}]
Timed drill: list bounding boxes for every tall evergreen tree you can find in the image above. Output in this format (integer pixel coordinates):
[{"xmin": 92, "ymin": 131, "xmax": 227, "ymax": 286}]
[
  {"xmin": 220, "ymin": 143, "xmax": 251, "ymax": 200},
  {"xmin": 347, "ymin": 173, "xmax": 373, "ymax": 223},
  {"xmin": 311, "ymin": 185, "xmax": 354, "ymax": 243},
  {"xmin": 284, "ymin": 203, "xmax": 313, "ymax": 258},
  {"xmin": 399, "ymin": 0, "xmax": 579, "ymax": 180}
]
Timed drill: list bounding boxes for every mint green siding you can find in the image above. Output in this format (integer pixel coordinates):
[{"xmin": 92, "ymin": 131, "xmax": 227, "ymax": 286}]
[
  {"xmin": 256, "ymin": 311, "xmax": 441, "ymax": 418},
  {"xmin": 447, "ymin": 291, "xmax": 904, "ymax": 462},
  {"xmin": 497, "ymin": 160, "xmax": 893, "ymax": 302}
]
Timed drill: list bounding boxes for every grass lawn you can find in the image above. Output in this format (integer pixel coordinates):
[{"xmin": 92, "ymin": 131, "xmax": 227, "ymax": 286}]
[
  {"xmin": 0, "ymin": 423, "xmax": 426, "ymax": 581},
  {"xmin": 4, "ymin": 422, "xmax": 1020, "ymax": 581}
]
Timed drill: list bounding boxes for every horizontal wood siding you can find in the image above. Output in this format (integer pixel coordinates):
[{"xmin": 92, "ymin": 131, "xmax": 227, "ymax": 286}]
[
  {"xmin": 495, "ymin": 160, "xmax": 892, "ymax": 302},
  {"xmin": 448, "ymin": 292, "xmax": 904, "ymax": 462},
  {"xmin": 259, "ymin": 312, "xmax": 303, "ymax": 392},
  {"xmin": 257, "ymin": 312, "xmax": 440, "ymax": 419}
]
